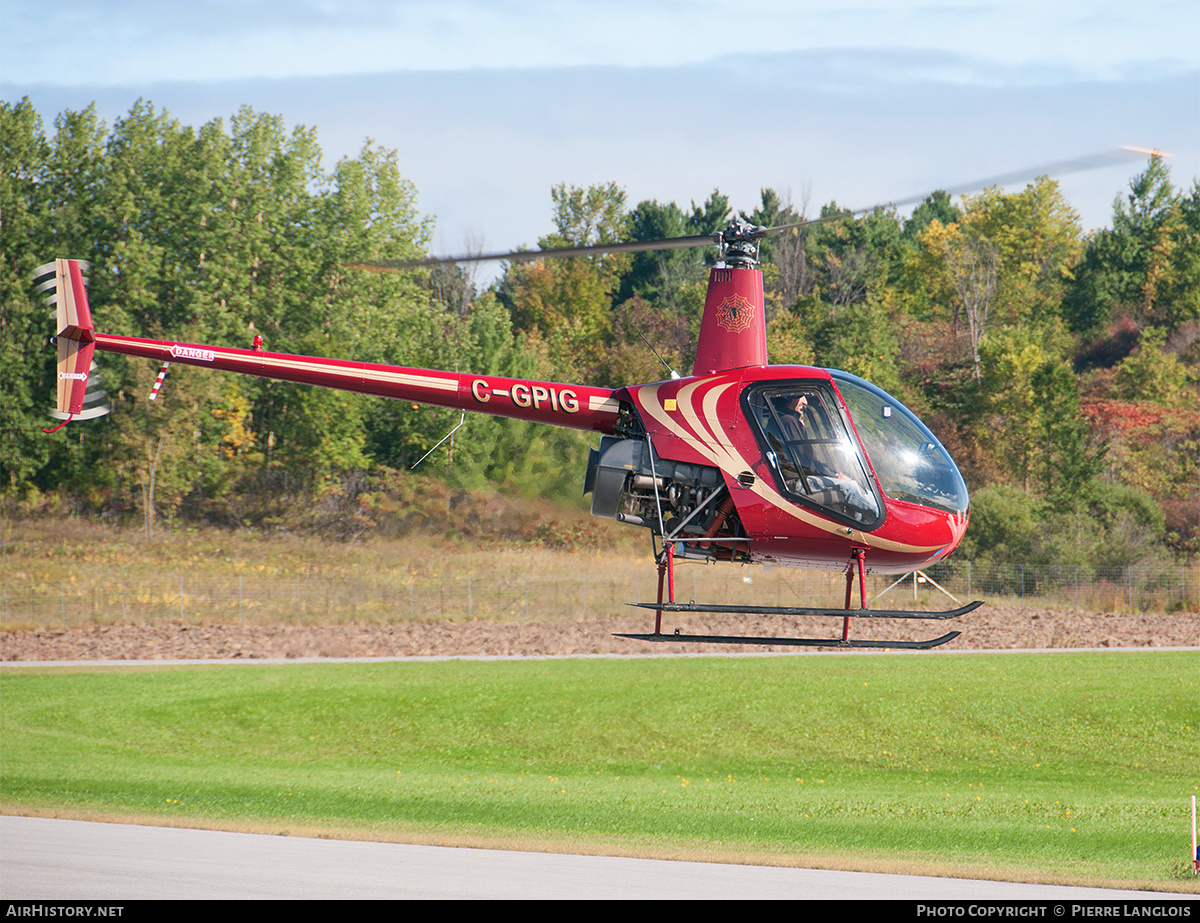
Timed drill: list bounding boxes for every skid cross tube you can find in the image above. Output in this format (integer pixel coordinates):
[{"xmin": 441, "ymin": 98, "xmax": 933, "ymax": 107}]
[
  {"xmin": 842, "ymin": 548, "xmax": 867, "ymax": 642},
  {"xmin": 622, "ymin": 546, "xmax": 981, "ymax": 649}
]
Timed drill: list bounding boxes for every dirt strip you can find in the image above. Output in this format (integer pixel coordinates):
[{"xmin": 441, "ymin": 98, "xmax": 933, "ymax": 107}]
[{"xmin": 3, "ymin": 605, "xmax": 1197, "ymax": 660}]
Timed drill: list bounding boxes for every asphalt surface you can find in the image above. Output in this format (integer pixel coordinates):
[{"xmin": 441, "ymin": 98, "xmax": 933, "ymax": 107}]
[{"xmin": 1, "ymin": 816, "xmax": 1187, "ymax": 901}]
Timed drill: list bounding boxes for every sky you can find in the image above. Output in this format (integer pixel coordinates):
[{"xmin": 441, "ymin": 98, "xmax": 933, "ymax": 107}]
[{"xmin": 3, "ymin": 0, "xmax": 1199, "ymax": 280}]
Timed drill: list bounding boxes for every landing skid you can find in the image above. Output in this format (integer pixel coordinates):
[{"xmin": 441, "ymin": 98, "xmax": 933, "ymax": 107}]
[
  {"xmin": 619, "ymin": 546, "xmax": 980, "ymax": 650},
  {"xmin": 614, "ymin": 630, "xmax": 963, "ymax": 650},
  {"xmin": 628, "ymin": 600, "xmax": 983, "ymax": 620}
]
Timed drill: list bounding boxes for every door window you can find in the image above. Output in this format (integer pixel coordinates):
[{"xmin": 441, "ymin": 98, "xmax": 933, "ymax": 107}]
[{"xmin": 745, "ymin": 384, "xmax": 884, "ymax": 527}]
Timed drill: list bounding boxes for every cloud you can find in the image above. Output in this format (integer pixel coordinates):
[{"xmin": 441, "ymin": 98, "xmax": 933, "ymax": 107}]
[
  {"xmin": 5, "ymin": 0, "xmax": 1198, "ymax": 85},
  {"xmin": 7, "ymin": 49, "xmax": 1196, "ymax": 286}
]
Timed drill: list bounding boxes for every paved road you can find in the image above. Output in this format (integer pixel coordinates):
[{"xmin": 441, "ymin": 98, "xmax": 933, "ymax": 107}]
[{"xmin": 1, "ymin": 816, "xmax": 1183, "ymax": 901}]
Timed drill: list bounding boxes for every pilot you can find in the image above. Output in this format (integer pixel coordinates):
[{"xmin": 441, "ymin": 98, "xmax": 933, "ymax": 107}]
[{"xmin": 775, "ymin": 392, "xmax": 877, "ymax": 521}]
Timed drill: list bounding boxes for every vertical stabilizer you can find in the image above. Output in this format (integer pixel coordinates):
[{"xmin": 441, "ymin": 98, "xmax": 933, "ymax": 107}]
[
  {"xmin": 691, "ymin": 266, "xmax": 768, "ymax": 376},
  {"xmin": 33, "ymin": 259, "xmax": 101, "ymax": 417}
]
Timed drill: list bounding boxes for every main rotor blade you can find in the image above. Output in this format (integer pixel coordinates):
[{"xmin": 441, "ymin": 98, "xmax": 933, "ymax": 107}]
[
  {"xmin": 766, "ymin": 145, "xmax": 1162, "ymax": 233},
  {"xmin": 348, "ymin": 233, "xmax": 720, "ymax": 273},
  {"xmin": 351, "ymin": 145, "xmax": 1164, "ymax": 271},
  {"xmin": 882, "ymin": 145, "xmax": 1162, "ymax": 211}
]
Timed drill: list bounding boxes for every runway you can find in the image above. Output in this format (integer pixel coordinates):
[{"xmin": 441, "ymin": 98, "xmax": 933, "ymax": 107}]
[{"xmin": 1, "ymin": 815, "xmax": 1182, "ymax": 901}]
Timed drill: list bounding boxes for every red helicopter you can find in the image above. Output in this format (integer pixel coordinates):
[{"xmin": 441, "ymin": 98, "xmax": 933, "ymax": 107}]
[
  {"xmin": 43, "ymin": 150, "xmax": 1155, "ymax": 647},
  {"xmin": 39, "ymin": 208, "xmax": 981, "ymax": 650}
]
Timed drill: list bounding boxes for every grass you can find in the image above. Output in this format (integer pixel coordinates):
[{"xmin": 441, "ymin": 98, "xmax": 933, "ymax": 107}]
[
  {"xmin": 4, "ymin": 519, "xmax": 1196, "ymax": 630},
  {"xmin": 2, "ymin": 651, "xmax": 1198, "ymax": 891},
  {"xmin": 0, "ymin": 519, "xmax": 965, "ymax": 629}
]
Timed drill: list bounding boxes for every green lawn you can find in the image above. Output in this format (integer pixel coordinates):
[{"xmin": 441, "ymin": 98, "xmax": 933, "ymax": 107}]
[{"xmin": 2, "ymin": 651, "xmax": 1197, "ymax": 890}]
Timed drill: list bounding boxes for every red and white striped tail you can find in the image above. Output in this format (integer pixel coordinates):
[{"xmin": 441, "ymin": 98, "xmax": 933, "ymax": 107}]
[{"xmin": 33, "ymin": 259, "xmax": 110, "ymax": 420}]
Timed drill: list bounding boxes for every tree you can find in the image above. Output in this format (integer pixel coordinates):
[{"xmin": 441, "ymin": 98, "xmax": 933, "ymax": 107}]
[
  {"xmin": 111, "ymin": 361, "xmax": 250, "ymax": 535},
  {"xmin": 547, "ymin": 182, "xmax": 630, "ymax": 249},
  {"xmin": 1152, "ymin": 180, "xmax": 1200, "ymax": 327},
  {"xmin": 497, "ymin": 182, "xmax": 630, "ymax": 377},
  {"xmin": 1029, "ymin": 358, "xmax": 1105, "ymax": 499},
  {"xmin": 918, "ymin": 219, "xmax": 999, "ymax": 380},
  {"xmin": 749, "ymin": 188, "xmax": 813, "ymax": 312},
  {"xmin": 956, "ymin": 484, "xmax": 1044, "ymax": 562},
  {"xmin": 1112, "ymin": 327, "xmax": 1195, "ymax": 408},
  {"xmin": 979, "ymin": 332, "xmax": 1050, "ymax": 491},
  {"xmin": 800, "ymin": 203, "xmax": 903, "ymax": 318},
  {"xmin": 903, "ymin": 191, "xmax": 961, "ymax": 241},
  {"xmin": 0, "ymin": 99, "xmax": 55, "ymax": 490},
  {"xmin": 946, "ymin": 177, "xmax": 1082, "ymax": 341},
  {"xmin": 618, "ymin": 198, "xmax": 691, "ymax": 306},
  {"xmin": 910, "ymin": 178, "xmax": 1080, "ymax": 380},
  {"xmin": 2, "ymin": 100, "xmax": 436, "ymax": 508},
  {"xmin": 1064, "ymin": 156, "xmax": 1185, "ymax": 332},
  {"xmin": 371, "ymin": 289, "xmax": 593, "ymax": 501},
  {"xmin": 591, "ymin": 294, "xmax": 694, "ymax": 388},
  {"xmin": 618, "ymin": 189, "xmax": 734, "ymax": 312},
  {"xmin": 688, "ymin": 190, "xmax": 731, "ymax": 237},
  {"xmin": 811, "ymin": 295, "xmax": 902, "ymax": 393}
]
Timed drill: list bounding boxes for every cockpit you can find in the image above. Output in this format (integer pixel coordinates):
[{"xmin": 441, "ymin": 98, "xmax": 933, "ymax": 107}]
[
  {"xmin": 744, "ymin": 372, "xmax": 970, "ymax": 529},
  {"xmin": 745, "ymin": 383, "xmax": 884, "ymax": 528},
  {"xmin": 829, "ymin": 371, "xmax": 969, "ymax": 517}
]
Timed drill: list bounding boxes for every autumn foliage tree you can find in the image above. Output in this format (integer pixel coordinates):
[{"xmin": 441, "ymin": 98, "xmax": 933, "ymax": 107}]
[{"xmin": 2, "ymin": 99, "xmax": 1196, "ymax": 566}]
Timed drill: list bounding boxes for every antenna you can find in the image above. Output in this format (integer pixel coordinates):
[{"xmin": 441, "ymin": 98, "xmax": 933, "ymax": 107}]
[
  {"xmin": 411, "ymin": 412, "xmax": 466, "ymax": 469},
  {"xmin": 638, "ymin": 332, "xmax": 681, "ymax": 380}
]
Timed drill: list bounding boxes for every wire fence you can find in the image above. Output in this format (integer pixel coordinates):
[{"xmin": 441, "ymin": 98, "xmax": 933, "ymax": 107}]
[{"xmin": 2, "ymin": 559, "xmax": 1197, "ymax": 630}]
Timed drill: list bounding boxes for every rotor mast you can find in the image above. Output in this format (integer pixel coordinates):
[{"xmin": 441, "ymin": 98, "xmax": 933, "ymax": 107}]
[{"xmin": 692, "ymin": 219, "xmax": 770, "ymax": 376}]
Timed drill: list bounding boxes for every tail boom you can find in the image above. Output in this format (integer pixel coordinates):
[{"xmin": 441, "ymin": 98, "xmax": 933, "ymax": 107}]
[{"xmin": 92, "ymin": 333, "xmax": 621, "ymax": 433}]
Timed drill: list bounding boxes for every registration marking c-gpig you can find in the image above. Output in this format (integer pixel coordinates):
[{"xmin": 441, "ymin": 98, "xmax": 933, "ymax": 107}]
[{"xmin": 471, "ymin": 379, "xmax": 580, "ymax": 413}]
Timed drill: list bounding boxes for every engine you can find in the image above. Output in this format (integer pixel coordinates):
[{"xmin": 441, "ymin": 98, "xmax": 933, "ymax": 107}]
[{"xmin": 584, "ymin": 436, "xmax": 743, "ymax": 557}]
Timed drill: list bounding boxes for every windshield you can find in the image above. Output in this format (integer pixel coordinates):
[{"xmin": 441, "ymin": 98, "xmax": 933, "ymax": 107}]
[
  {"xmin": 744, "ymin": 382, "xmax": 884, "ymax": 528},
  {"xmin": 830, "ymin": 371, "xmax": 969, "ymax": 516}
]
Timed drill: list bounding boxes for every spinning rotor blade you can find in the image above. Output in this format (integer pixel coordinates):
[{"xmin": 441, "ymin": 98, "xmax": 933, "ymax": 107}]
[
  {"xmin": 347, "ymin": 233, "xmax": 720, "ymax": 273},
  {"xmin": 765, "ymin": 145, "xmax": 1164, "ymax": 234},
  {"xmin": 889, "ymin": 145, "xmax": 1163, "ymax": 207},
  {"xmin": 350, "ymin": 146, "xmax": 1164, "ymax": 272}
]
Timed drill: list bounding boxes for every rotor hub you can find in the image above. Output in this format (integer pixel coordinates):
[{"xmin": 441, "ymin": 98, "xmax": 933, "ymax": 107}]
[{"xmin": 717, "ymin": 219, "xmax": 770, "ymax": 268}]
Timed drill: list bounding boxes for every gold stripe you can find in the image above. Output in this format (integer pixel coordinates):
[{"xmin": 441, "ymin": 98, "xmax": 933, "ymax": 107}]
[
  {"xmin": 639, "ymin": 381, "xmax": 941, "ymax": 555},
  {"xmin": 588, "ymin": 396, "xmax": 620, "ymax": 413},
  {"xmin": 252, "ymin": 354, "xmax": 459, "ymax": 392}
]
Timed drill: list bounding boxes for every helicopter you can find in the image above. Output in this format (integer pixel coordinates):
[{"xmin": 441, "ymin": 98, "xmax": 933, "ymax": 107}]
[{"xmin": 39, "ymin": 150, "xmax": 1150, "ymax": 649}]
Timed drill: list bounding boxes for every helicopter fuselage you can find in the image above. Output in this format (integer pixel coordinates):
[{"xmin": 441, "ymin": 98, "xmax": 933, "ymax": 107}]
[
  {"xmin": 597, "ymin": 365, "xmax": 969, "ymax": 575},
  {"xmin": 47, "ymin": 256, "xmax": 970, "ymax": 581}
]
